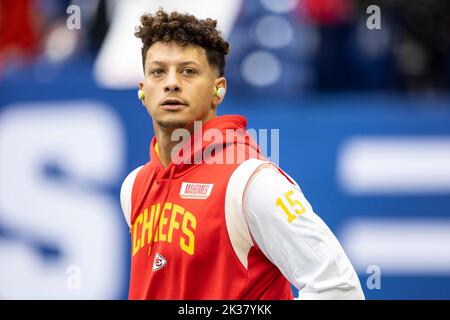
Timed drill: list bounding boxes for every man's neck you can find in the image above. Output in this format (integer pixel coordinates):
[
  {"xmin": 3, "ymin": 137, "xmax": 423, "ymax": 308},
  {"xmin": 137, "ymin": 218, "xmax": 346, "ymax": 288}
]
[
  {"xmin": 153, "ymin": 114, "xmax": 216, "ymax": 168},
  {"xmin": 154, "ymin": 127, "xmax": 181, "ymax": 168}
]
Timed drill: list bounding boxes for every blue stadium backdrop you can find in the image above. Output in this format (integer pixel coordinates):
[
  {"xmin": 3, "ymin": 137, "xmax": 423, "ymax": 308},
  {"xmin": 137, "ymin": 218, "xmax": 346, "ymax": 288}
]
[
  {"xmin": 1, "ymin": 59, "xmax": 450, "ymax": 299},
  {"xmin": 1, "ymin": 0, "xmax": 450, "ymax": 300}
]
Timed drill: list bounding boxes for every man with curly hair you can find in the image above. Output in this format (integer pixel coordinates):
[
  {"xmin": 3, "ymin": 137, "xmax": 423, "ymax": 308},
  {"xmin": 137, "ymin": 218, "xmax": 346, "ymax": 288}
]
[{"xmin": 120, "ymin": 9, "xmax": 364, "ymax": 300}]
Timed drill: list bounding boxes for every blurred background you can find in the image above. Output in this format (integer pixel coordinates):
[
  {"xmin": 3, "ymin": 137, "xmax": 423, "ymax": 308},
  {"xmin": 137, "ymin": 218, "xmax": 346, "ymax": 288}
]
[{"xmin": 1, "ymin": 0, "xmax": 450, "ymax": 299}]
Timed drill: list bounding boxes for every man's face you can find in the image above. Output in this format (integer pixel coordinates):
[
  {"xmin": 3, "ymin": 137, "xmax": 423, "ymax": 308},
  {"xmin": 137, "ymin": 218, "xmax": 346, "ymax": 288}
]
[{"xmin": 140, "ymin": 41, "xmax": 225, "ymax": 130}]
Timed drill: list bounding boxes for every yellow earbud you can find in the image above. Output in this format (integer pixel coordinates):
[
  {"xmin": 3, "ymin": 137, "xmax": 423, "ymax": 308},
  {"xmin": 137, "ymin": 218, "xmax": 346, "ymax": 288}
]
[
  {"xmin": 215, "ymin": 86, "xmax": 225, "ymax": 98},
  {"xmin": 138, "ymin": 89, "xmax": 145, "ymax": 100}
]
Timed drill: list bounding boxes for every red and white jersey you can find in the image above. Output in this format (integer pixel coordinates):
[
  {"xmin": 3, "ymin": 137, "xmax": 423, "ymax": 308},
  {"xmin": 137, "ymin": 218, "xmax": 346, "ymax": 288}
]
[{"xmin": 120, "ymin": 115, "xmax": 364, "ymax": 300}]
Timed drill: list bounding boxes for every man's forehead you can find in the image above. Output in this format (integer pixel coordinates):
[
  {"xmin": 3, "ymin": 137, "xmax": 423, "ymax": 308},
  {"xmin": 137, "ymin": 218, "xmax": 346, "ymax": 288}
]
[{"xmin": 146, "ymin": 41, "xmax": 207, "ymax": 65}]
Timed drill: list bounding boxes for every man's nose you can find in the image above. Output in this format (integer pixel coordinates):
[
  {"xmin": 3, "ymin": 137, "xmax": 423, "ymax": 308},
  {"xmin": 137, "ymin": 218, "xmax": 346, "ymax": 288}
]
[{"xmin": 164, "ymin": 69, "xmax": 181, "ymax": 93}]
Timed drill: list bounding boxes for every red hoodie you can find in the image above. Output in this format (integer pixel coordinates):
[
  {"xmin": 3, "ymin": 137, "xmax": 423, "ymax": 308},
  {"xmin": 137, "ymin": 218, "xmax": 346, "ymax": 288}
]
[{"xmin": 126, "ymin": 115, "xmax": 293, "ymax": 299}]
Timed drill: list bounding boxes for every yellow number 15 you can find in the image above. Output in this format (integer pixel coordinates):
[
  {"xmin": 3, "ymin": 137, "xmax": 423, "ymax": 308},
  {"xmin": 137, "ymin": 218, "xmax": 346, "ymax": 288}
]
[{"xmin": 275, "ymin": 189, "xmax": 306, "ymax": 223}]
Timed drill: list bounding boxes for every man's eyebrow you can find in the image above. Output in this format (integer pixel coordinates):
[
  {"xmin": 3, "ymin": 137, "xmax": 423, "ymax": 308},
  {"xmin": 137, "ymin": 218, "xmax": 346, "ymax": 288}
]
[{"xmin": 148, "ymin": 60, "xmax": 201, "ymax": 67}]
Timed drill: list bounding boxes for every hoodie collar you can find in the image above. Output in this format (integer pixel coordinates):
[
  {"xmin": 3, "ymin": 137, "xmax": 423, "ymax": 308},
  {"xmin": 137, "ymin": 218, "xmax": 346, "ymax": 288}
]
[{"xmin": 149, "ymin": 114, "xmax": 255, "ymax": 179}]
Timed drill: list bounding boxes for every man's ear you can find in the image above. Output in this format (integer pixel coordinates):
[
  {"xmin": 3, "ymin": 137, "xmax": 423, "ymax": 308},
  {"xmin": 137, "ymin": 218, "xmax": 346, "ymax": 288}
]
[
  {"xmin": 139, "ymin": 81, "xmax": 146, "ymax": 106},
  {"xmin": 213, "ymin": 77, "xmax": 227, "ymax": 104},
  {"xmin": 139, "ymin": 81, "xmax": 145, "ymax": 94}
]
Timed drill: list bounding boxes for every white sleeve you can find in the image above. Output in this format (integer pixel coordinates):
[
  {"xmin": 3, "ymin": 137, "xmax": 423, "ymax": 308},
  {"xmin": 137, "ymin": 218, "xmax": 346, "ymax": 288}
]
[
  {"xmin": 243, "ymin": 165, "xmax": 365, "ymax": 300},
  {"xmin": 120, "ymin": 166, "xmax": 143, "ymax": 227}
]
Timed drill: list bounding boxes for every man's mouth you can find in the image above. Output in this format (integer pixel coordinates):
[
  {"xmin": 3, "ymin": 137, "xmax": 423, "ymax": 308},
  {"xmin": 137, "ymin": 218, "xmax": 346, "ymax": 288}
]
[{"xmin": 161, "ymin": 98, "xmax": 188, "ymax": 111}]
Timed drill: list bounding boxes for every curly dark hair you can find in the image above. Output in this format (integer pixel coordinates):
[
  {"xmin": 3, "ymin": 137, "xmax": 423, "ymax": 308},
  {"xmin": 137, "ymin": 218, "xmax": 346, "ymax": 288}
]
[{"xmin": 134, "ymin": 9, "xmax": 230, "ymax": 76}]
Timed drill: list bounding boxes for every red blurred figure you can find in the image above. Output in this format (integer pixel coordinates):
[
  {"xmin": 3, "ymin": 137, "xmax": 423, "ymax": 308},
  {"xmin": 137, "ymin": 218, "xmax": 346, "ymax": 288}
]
[
  {"xmin": 0, "ymin": 0, "xmax": 42, "ymax": 74},
  {"xmin": 300, "ymin": 0, "xmax": 354, "ymax": 25}
]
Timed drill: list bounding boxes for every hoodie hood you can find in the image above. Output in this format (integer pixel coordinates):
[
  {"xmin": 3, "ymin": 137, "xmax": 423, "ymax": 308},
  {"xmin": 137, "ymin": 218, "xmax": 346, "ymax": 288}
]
[{"xmin": 148, "ymin": 115, "xmax": 262, "ymax": 180}]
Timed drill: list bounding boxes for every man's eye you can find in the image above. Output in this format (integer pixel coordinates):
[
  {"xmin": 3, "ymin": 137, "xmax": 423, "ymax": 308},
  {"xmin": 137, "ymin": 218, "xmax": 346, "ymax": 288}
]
[
  {"xmin": 151, "ymin": 69, "xmax": 164, "ymax": 76},
  {"xmin": 182, "ymin": 68, "xmax": 196, "ymax": 75}
]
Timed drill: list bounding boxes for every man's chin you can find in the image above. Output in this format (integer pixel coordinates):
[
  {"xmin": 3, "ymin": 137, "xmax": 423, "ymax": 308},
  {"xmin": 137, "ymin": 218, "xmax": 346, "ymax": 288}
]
[{"xmin": 156, "ymin": 118, "xmax": 188, "ymax": 129}]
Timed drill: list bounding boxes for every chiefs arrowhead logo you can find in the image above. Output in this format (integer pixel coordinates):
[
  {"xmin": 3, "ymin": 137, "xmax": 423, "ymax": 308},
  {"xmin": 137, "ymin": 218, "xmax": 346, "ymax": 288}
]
[{"xmin": 152, "ymin": 253, "xmax": 167, "ymax": 271}]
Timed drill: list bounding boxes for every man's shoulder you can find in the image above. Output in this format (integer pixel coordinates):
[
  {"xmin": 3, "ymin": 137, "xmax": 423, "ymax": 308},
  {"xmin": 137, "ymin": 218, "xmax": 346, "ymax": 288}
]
[
  {"xmin": 121, "ymin": 164, "xmax": 146, "ymax": 187},
  {"xmin": 120, "ymin": 165, "xmax": 145, "ymax": 227},
  {"xmin": 233, "ymin": 159, "xmax": 301, "ymax": 194},
  {"xmin": 120, "ymin": 164, "xmax": 149, "ymax": 205}
]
